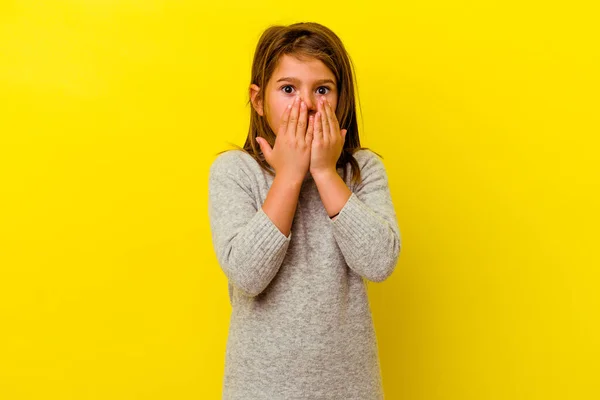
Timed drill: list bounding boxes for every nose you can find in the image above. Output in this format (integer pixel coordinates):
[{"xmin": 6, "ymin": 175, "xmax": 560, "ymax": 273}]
[
  {"xmin": 300, "ymin": 93, "xmax": 321, "ymax": 115},
  {"xmin": 303, "ymin": 95, "xmax": 315, "ymax": 112}
]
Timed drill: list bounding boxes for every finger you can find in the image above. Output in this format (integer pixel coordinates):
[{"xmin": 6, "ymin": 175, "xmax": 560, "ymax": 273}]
[
  {"xmin": 279, "ymin": 102, "xmax": 293, "ymax": 136},
  {"xmin": 314, "ymin": 111, "xmax": 323, "ymax": 143},
  {"xmin": 256, "ymin": 137, "xmax": 272, "ymax": 164},
  {"xmin": 326, "ymin": 100, "xmax": 341, "ymax": 140},
  {"xmin": 296, "ymin": 99, "xmax": 308, "ymax": 140},
  {"xmin": 319, "ymin": 98, "xmax": 330, "ymax": 144},
  {"xmin": 287, "ymin": 96, "xmax": 301, "ymax": 136},
  {"xmin": 305, "ymin": 114, "xmax": 314, "ymax": 145},
  {"xmin": 324, "ymin": 99, "xmax": 337, "ymax": 141}
]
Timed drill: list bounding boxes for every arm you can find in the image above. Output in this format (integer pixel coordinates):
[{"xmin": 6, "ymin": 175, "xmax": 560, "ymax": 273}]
[
  {"xmin": 208, "ymin": 154, "xmax": 301, "ymax": 297},
  {"xmin": 312, "ymin": 152, "xmax": 401, "ymax": 282},
  {"xmin": 262, "ymin": 172, "xmax": 304, "ymax": 238}
]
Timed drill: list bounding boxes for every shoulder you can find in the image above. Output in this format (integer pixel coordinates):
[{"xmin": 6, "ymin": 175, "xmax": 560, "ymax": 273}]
[
  {"xmin": 347, "ymin": 149, "xmax": 391, "ymax": 193},
  {"xmin": 351, "ymin": 148, "xmax": 386, "ymax": 172},
  {"xmin": 209, "ymin": 149, "xmax": 258, "ymax": 179}
]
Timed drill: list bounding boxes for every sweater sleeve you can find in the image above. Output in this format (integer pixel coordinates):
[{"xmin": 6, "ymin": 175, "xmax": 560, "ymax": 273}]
[
  {"xmin": 208, "ymin": 154, "xmax": 292, "ymax": 297},
  {"xmin": 330, "ymin": 152, "xmax": 401, "ymax": 282}
]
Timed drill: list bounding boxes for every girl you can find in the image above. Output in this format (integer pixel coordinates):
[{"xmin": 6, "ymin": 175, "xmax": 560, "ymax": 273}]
[{"xmin": 208, "ymin": 22, "xmax": 401, "ymax": 399}]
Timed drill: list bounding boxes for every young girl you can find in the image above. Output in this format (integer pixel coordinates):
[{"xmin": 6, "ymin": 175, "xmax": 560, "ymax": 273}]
[{"xmin": 208, "ymin": 21, "xmax": 401, "ymax": 399}]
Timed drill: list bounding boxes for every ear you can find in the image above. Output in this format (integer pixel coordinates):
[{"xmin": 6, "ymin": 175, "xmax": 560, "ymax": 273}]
[{"xmin": 249, "ymin": 84, "xmax": 264, "ymax": 116}]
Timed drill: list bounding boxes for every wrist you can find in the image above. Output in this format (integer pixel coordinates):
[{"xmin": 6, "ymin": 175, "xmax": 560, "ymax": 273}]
[
  {"xmin": 310, "ymin": 167, "xmax": 337, "ymax": 181},
  {"xmin": 274, "ymin": 172, "xmax": 304, "ymax": 188}
]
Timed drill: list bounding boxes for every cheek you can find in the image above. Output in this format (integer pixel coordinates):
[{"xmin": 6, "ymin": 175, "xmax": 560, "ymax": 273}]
[
  {"xmin": 270, "ymin": 104, "xmax": 288, "ymax": 128},
  {"xmin": 323, "ymin": 95, "xmax": 337, "ymax": 111},
  {"xmin": 265, "ymin": 107, "xmax": 281, "ymax": 134},
  {"xmin": 324, "ymin": 100, "xmax": 337, "ymax": 116}
]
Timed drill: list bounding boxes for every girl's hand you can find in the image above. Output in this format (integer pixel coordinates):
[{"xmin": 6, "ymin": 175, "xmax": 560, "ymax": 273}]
[
  {"xmin": 309, "ymin": 98, "xmax": 347, "ymax": 176},
  {"xmin": 256, "ymin": 96, "xmax": 314, "ymax": 183}
]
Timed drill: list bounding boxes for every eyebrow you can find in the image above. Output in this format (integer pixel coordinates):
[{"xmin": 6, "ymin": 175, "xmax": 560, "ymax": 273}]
[{"xmin": 276, "ymin": 77, "xmax": 336, "ymax": 85}]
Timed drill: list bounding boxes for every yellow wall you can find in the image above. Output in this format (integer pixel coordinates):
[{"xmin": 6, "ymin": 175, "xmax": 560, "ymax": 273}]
[{"xmin": 1, "ymin": 1, "xmax": 598, "ymax": 399}]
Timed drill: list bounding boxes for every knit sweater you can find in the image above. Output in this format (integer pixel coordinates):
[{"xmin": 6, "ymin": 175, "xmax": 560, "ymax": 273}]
[{"xmin": 208, "ymin": 148, "xmax": 402, "ymax": 399}]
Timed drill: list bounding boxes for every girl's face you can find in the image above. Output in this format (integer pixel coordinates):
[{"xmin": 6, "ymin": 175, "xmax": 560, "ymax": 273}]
[{"xmin": 250, "ymin": 54, "xmax": 338, "ymax": 135}]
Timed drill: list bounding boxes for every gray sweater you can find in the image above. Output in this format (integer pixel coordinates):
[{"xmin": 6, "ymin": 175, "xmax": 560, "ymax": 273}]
[{"xmin": 208, "ymin": 148, "xmax": 401, "ymax": 399}]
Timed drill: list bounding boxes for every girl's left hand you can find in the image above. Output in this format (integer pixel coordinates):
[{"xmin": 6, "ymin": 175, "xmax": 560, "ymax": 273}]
[{"xmin": 309, "ymin": 98, "xmax": 348, "ymax": 175}]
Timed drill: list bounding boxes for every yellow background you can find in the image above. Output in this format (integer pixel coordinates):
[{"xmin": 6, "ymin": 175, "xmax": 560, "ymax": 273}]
[{"xmin": 1, "ymin": 1, "xmax": 598, "ymax": 399}]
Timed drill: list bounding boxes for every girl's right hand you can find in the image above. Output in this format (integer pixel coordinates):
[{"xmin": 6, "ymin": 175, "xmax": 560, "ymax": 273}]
[{"xmin": 256, "ymin": 96, "xmax": 315, "ymax": 183}]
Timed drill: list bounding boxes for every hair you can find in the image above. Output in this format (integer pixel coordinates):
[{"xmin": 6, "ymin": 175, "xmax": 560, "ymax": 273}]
[{"xmin": 216, "ymin": 21, "xmax": 382, "ymax": 186}]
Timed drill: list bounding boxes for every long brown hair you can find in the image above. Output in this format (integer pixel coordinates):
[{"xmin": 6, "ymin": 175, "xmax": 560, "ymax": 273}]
[{"xmin": 216, "ymin": 21, "xmax": 382, "ymax": 186}]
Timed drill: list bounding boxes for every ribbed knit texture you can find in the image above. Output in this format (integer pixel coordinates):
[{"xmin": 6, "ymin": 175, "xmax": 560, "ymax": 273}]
[{"xmin": 208, "ymin": 149, "xmax": 401, "ymax": 399}]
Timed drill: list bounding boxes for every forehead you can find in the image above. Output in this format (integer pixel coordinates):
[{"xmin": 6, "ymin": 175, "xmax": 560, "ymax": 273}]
[{"xmin": 271, "ymin": 54, "xmax": 336, "ymax": 83}]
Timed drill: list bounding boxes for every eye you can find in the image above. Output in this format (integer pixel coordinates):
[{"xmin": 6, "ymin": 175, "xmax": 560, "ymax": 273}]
[
  {"xmin": 279, "ymin": 85, "xmax": 332, "ymax": 95},
  {"xmin": 281, "ymin": 85, "xmax": 294, "ymax": 94}
]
